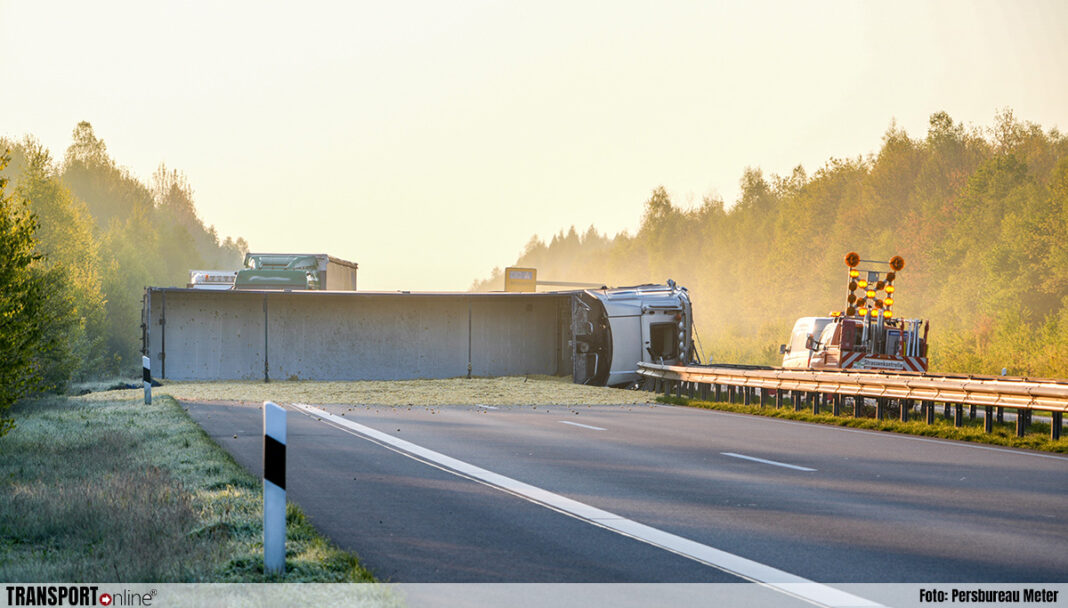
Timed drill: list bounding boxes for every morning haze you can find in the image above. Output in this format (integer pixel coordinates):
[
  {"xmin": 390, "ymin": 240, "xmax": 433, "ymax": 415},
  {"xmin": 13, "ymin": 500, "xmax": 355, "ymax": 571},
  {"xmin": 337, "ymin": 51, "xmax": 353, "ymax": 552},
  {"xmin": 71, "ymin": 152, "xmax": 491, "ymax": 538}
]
[{"xmin": 2, "ymin": 0, "xmax": 1067, "ymax": 378}]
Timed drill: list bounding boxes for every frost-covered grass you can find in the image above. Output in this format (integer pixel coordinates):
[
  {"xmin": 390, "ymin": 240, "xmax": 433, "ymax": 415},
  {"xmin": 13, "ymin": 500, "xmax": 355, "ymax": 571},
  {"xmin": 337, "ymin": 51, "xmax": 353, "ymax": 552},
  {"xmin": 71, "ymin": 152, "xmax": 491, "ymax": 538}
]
[{"xmin": 0, "ymin": 393, "xmax": 373, "ymax": 582}]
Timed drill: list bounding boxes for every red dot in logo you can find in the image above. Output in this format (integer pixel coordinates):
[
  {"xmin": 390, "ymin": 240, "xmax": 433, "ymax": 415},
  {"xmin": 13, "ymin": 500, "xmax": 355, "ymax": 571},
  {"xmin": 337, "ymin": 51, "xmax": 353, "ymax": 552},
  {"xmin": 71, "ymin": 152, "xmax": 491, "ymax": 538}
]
[{"xmin": 100, "ymin": 593, "xmax": 113, "ymax": 606}]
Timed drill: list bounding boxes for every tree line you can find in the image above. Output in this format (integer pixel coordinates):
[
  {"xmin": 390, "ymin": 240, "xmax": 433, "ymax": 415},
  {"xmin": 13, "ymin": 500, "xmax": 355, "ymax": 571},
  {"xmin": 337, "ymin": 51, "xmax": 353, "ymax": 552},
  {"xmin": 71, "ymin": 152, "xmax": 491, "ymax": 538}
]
[
  {"xmin": 474, "ymin": 110, "xmax": 1068, "ymax": 378},
  {"xmin": 1, "ymin": 122, "xmax": 246, "ymax": 431}
]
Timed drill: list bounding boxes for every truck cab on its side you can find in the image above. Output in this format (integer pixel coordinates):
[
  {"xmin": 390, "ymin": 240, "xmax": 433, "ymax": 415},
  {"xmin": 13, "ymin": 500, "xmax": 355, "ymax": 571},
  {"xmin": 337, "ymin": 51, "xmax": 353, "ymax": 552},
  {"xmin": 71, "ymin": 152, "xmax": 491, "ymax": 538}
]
[{"xmin": 572, "ymin": 281, "xmax": 695, "ymax": 386}]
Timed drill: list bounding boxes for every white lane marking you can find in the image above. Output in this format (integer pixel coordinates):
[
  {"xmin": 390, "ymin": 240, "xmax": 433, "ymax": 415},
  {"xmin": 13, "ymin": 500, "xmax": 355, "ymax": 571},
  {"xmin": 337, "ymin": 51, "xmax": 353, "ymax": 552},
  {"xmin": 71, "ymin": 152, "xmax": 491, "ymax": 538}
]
[
  {"xmin": 291, "ymin": 402, "xmax": 879, "ymax": 608},
  {"xmin": 722, "ymin": 452, "xmax": 817, "ymax": 472},
  {"xmin": 559, "ymin": 420, "xmax": 606, "ymax": 431}
]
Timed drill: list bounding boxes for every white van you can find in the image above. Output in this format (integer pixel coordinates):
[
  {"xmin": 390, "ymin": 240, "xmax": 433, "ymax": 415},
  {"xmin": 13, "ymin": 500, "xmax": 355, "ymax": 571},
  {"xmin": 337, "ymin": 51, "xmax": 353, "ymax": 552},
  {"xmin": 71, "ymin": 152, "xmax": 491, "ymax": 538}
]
[{"xmin": 780, "ymin": 316, "xmax": 834, "ymax": 369}]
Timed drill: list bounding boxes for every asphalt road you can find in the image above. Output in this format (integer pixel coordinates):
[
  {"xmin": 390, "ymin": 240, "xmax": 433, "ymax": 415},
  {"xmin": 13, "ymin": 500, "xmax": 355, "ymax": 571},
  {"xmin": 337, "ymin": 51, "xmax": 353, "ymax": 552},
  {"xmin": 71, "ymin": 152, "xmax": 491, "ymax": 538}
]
[{"xmin": 183, "ymin": 399, "xmax": 1068, "ymax": 589}]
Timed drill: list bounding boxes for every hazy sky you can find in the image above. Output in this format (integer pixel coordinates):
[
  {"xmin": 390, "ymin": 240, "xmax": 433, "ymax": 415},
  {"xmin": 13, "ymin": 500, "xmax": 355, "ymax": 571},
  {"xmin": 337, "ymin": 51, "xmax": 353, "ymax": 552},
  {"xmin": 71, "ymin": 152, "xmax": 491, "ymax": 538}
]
[{"xmin": 3, "ymin": 0, "xmax": 1066, "ymax": 290}]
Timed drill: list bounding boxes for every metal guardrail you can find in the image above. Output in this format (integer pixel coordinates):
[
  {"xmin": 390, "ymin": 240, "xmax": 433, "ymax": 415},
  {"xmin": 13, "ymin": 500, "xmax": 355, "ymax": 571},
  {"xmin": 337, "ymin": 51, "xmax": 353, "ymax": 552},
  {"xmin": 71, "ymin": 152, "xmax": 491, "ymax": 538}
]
[{"xmin": 638, "ymin": 363, "xmax": 1067, "ymax": 440}]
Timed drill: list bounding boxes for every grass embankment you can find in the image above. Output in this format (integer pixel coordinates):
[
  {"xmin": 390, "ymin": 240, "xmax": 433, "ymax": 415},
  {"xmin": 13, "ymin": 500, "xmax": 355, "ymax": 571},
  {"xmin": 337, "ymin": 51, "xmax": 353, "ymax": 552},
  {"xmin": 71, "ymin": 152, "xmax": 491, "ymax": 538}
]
[
  {"xmin": 0, "ymin": 390, "xmax": 373, "ymax": 582},
  {"xmin": 660, "ymin": 395, "xmax": 1068, "ymax": 453}
]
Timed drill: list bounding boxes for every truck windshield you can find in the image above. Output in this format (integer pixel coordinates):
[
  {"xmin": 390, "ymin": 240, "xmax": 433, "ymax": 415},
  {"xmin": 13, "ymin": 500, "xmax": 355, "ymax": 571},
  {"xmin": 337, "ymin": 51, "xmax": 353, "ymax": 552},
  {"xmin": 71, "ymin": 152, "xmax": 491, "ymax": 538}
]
[
  {"xmin": 648, "ymin": 323, "xmax": 678, "ymax": 360},
  {"xmin": 819, "ymin": 323, "xmax": 837, "ymax": 350},
  {"xmin": 791, "ymin": 318, "xmax": 832, "ymax": 353}
]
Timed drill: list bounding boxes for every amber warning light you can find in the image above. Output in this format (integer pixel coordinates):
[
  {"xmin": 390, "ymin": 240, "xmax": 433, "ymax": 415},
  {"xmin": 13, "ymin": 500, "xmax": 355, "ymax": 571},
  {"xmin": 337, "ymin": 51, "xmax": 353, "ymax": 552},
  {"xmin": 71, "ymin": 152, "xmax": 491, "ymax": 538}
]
[{"xmin": 843, "ymin": 253, "xmax": 905, "ymax": 320}]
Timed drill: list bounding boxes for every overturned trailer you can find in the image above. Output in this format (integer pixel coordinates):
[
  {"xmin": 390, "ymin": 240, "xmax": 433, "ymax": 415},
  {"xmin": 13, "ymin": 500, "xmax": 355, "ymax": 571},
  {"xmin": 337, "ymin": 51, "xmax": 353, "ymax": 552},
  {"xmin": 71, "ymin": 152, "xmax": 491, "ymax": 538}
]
[{"xmin": 141, "ymin": 282, "xmax": 693, "ymax": 386}]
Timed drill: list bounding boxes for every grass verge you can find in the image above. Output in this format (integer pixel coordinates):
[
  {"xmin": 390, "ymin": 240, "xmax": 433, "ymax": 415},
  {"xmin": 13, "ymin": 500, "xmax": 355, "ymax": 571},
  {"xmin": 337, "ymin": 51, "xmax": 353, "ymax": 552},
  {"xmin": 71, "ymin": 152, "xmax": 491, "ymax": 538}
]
[
  {"xmin": 659, "ymin": 395, "xmax": 1068, "ymax": 454},
  {"xmin": 0, "ymin": 392, "xmax": 374, "ymax": 582}
]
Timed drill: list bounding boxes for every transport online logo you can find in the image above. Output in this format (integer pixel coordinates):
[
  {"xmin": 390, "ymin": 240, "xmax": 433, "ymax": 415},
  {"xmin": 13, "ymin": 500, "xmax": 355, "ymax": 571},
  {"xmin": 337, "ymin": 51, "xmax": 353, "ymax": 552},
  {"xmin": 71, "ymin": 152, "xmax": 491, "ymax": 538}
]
[{"xmin": 5, "ymin": 586, "xmax": 156, "ymax": 607}]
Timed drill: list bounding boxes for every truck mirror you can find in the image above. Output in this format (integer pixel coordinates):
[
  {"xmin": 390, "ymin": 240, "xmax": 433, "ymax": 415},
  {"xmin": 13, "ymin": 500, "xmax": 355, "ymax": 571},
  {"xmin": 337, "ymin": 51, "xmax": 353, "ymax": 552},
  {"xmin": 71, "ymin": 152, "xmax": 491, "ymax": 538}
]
[
  {"xmin": 779, "ymin": 344, "xmax": 787, "ymax": 354},
  {"xmin": 805, "ymin": 334, "xmax": 817, "ymax": 350}
]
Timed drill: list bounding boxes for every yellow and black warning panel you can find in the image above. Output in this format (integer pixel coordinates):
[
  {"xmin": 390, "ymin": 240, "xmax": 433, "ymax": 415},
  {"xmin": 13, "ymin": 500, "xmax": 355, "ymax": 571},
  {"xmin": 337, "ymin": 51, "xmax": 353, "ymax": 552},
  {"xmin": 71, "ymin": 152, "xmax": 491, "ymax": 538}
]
[{"xmin": 843, "ymin": 252, "xmax": 905, "ymax": 320}]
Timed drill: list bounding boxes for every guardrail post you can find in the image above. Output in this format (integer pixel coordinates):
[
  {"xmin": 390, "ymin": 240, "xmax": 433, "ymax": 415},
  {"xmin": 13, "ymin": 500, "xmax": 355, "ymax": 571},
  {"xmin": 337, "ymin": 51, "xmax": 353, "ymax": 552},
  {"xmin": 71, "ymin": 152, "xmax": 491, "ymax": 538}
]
[
  {"xmin": 699, "ymin": 383, "xmax": 708, "ymax": 400},
  {"xmin": 759, "ymin": 388, "xmax": 768, "ymax": 408},
  {"xmin": 899, "ymin": 399, "xmax": 909, "ymax": 422},
  {"xmin": 853, "ymin": 396, "xmax": 862, "ymax": 418},
  {"xmin": 954, "ymin": 403, "xmax": 963, "ymax": 428},
  {"xmin": 743, "ymin": 387, "xmax": 752, "ymax": 406},
  {"xmin": 688, "ymin": 382, "xmax": 696, "ymax": 398},
  {"xmin": 793, "ymin": 391, "xmax": 803, "ymax": 412},
  {"xmin": 943, "ymin": 402, "xmax": 951, "ymax": 420},
  {"xmin": 1016, "ymin": 409, "xmax": 1026, "ymax": 437},
  {"xmin": 662, "ymin": 380, "xmax": 672, "ymax": 397},
  {"xmin": 811, "ymin": 393, "xmax": 820, "ymax": 415},
  {"xmin": 969, "ymin": 405, "xmax": 976, "ymax": 420},
  {"xmin": 1053, "ymin": 412, "xmax": 1063, "ymax": 441},
  {"xmin": 675, "ymin": 381, "xmax": 683, "ymax": 399},
  {"xmin": 876, "ymin": 398, "xmax": 886, "ymax": 420},
  {"xmin": 924, "ymin": 401, "xmax": 934, "ymax": 424},
  {"xmin": 832, "ymin": 393, "xmax": 841, "ymax": 416},
  {"xmin": 984, "ymin": 406, "xmax": 993, "ymax": 433},
  {"xmin": 775, "ymin": 389, "xmax": 783, "ymax": 409},
  {"xmin": 996, "ymin": 407, "xmax": 1004, "ymax": 423}
]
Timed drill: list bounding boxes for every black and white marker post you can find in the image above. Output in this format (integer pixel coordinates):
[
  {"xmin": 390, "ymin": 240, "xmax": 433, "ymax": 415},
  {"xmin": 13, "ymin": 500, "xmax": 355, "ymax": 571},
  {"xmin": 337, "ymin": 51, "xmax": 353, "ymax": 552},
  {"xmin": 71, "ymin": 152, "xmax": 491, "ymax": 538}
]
[
  {"xmin": 142, "ymin": 355, "xmax": 151, "ymax": 405},
  {"xmin": 263, "ymin": 401, "xmax": 286, "ymax": 575}
]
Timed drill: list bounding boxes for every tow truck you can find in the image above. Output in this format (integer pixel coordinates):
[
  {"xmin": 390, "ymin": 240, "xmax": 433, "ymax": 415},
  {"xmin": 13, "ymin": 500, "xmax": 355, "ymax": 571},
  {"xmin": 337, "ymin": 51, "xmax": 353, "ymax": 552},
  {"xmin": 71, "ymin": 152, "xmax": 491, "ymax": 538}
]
[{"xmin": 780, "ymin": 252, "xmax": 928, "ymax": 372}]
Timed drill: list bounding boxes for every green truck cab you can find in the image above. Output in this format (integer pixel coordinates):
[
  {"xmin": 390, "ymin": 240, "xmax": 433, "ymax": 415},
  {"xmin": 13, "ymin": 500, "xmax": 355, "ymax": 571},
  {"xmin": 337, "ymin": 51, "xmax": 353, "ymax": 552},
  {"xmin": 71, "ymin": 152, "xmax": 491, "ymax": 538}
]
[
  {"xmin": 233, "ymin": 254, "xmax": 321, "ymax": 290},
  {"xmin": 232, "ymin": 253, "xmax": 358, "ymax": 291}
]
